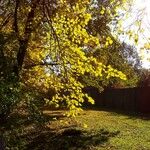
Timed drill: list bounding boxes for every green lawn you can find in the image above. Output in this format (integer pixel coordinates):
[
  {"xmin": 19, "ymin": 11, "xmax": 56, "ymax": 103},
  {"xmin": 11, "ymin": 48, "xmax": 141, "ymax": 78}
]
[
  {"xmin": 75, "ymin": 110, "xmax": 150, "ymax": 150},
  {"xmin": 1, "ymin": 109, "xmax": 150, "ymax": 150}
]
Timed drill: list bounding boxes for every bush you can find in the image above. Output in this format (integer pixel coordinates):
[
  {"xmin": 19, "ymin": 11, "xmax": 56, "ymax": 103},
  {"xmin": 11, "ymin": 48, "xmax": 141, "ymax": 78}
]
[{"xmin": 0, "ymin": 75, "xmax": 21, "ymax": 123}]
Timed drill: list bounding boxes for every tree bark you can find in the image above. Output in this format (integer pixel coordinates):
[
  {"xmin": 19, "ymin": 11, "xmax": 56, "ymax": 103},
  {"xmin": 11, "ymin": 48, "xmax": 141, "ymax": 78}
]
[{"xmin": 14, "ymin": 0, "xmax": 41, "ymax": 75}]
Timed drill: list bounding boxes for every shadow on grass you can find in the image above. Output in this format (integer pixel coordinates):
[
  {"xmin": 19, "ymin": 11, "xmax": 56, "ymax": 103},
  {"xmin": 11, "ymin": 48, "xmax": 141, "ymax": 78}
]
[
  {"xmin": 1, "ymin": 110, "xmax": 120, "ymax": 150},
  {"xmin": 25, "ymin": 128, "xmax": 119, "ymax": 150},
  {"xmin": 0, "ymin": 113, "xmax": 32, "ymax": 131},
  {"xmin": 1, "ymin": 117, "xmax": 120, "ymax": 150},
  {"xmin": 0, "ymin": 110, "xmax": 65, "ymax": 130}
]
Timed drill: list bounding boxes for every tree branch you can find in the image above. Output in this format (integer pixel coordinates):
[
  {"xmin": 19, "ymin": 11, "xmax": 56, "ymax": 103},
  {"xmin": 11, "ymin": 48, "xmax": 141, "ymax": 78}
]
[
  {"xmin": 13, "ymin": 0, "xmax": 20, "ymax": 36},
  {"xmin": 0, "ymin": 14, "xmax": 12, "ymax": 31},
  {"xmin": 24, "ymin": 62, "xmax": 60, "ymax": 69},
  {"xmin": 14, "ymin": 0, "xmax": 41, "ymax": 75}
]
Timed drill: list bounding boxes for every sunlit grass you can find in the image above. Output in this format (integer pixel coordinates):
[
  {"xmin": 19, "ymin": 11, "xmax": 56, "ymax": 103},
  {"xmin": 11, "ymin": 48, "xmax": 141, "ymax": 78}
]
[{"xmin": 75, "ymin": 110, "xmax": 150, "ymax": 150}]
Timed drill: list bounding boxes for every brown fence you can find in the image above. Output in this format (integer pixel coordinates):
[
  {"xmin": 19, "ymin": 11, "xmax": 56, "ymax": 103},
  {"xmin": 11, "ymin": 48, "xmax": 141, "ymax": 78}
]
[{"xmin": 86, "ymin": 87, "xmax": 150, "ymax": 113}]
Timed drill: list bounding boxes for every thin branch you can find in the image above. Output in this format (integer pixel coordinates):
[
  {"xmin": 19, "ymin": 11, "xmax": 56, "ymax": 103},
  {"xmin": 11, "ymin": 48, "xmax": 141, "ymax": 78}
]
[
  {"xmin": 24, "ymin": 62, "xmax": 60, "ymax": 69},
  {"xmin": 13, "ymin": 0, "xmax": 20, "ymax": 36},
  {"xmin": 0, "ymin": 14, "xmax": 12, "ymax": 31}
]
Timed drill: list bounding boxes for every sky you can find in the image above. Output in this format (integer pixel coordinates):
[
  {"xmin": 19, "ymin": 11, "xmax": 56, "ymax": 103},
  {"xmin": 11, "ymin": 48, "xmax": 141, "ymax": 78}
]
[
  {"xmin": 134, "ymin": 0, "xmax": 150, "ymax": 68},
  {"xmin": 119, "ymin": 0, "xmax": 150, "ymax": 68}
]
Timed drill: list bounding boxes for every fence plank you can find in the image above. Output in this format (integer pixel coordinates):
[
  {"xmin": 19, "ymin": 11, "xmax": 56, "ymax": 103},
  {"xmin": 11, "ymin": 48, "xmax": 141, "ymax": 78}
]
[{"xmin": 87, "ymin": 87, "xmax": 150, "ymax": 113}]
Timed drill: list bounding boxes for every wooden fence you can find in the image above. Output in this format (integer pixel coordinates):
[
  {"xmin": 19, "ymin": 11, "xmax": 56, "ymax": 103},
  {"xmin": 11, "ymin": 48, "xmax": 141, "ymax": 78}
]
[{"xmin": 85, "ymin": 87, "xmax": 150, "ymax": 113}]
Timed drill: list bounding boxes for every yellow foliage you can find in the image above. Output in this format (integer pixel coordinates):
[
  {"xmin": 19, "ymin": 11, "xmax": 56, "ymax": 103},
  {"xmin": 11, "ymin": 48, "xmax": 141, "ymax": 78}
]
[{"xmin": 23, "ymin": 0, "xmax": 127, "ymax": 117}]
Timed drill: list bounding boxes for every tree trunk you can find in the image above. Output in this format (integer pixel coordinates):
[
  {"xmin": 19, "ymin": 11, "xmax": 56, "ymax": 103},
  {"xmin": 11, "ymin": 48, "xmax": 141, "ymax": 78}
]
[{"xmin": 13, "ymin": 0, "xmax": 40, "ymax": 75}]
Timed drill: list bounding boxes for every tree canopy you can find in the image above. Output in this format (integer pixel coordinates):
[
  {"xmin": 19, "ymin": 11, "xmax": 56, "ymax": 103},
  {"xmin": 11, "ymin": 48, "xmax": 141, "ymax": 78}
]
[{"xmin": 0, "ymin": 0, "xmax": 142, "ymax": 120}]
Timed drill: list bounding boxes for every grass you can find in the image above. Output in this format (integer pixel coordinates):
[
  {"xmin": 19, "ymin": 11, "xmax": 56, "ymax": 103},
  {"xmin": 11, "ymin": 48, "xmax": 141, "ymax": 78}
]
[
  {"xmin": 75, "ymin": 109, "xmax": 150, "ymax": 150},
  {"xmin": 1, "ymin": 108, "xmax": 150, "ymax": 150}
]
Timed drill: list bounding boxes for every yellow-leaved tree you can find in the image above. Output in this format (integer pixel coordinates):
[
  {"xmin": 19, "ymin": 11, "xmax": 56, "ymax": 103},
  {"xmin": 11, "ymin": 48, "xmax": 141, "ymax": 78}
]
[
  {"xmin": 0, "ymin": 0, "xmax": 127, "ymax": 118},
  {"xmin": 21, "ymin": 0, "xmax": 126, "ymax": 116}
]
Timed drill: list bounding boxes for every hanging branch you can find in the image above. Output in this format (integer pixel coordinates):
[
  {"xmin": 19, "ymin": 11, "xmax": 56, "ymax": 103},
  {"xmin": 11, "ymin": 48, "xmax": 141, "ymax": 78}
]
[{"xmin": 44, "ymin": 4, "xmax": 69, "ymax": 82}]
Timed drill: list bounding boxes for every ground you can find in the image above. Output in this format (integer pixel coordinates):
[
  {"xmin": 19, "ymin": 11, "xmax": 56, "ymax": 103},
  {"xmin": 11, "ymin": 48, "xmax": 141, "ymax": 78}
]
[{"xmin": 1, "ymin": 108, "xmax": 150, "ymax": 150}]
